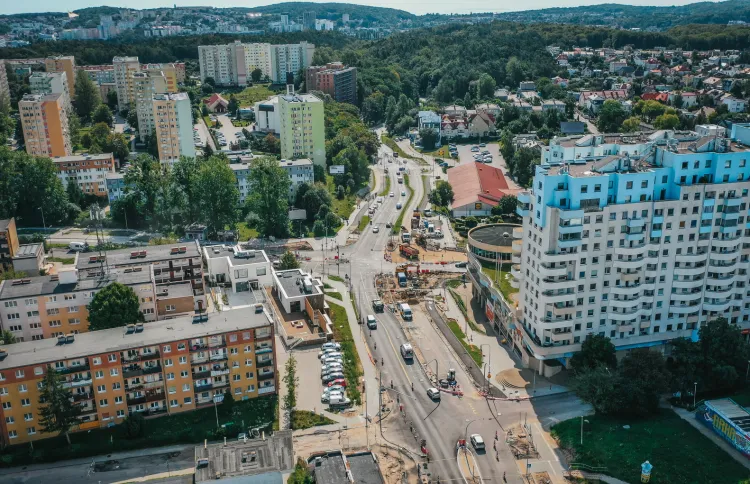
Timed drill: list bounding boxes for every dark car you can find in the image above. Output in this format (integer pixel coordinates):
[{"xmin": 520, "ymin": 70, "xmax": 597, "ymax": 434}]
[{"xmin": 455, "ymin": 262, "xmax": 468, "ymax": 268}]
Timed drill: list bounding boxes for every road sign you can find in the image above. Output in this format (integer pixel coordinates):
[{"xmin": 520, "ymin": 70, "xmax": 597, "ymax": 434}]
[
  {"xmin": 213, "ymin": 394, "xmax": 224, "ymax": 404},
  {"xmin": 288, "ymin": 209, "xmax": 307, "ymax": 220},
  {"xmin": 330, "ymin": 165, "xmax": 345, "ymax": 174}
]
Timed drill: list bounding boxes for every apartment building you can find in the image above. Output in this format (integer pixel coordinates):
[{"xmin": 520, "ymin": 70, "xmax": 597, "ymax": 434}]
[
  {"xmin": 106, "ymin": 172, "xmax": 126, "ymax": 202},
  {"xmin": 78, "ymin": 65, "xmax": 115, "ymax": 85},
  {"xmin": 43, "ymin": 56, "xmax": 75, "ymax": 99},
  {"xmin": 304, "ymin": 63, "xmax": 357, "ymax": 105},
  {"xmin": 113, "ymin": 56, "xmax": 141, "ymax": 109},
  {"xmin": 516, "ymin": 126, "xmax": 750, "ymax": 372},
  {"xmin": 29, "ymin": 72, "xmax": 71, "ymax": 112},
  {"xmin": 19, "ymin": 93, "xmax": 72, "ymax": 158},
  {"xmin": 0, "ymin": 219, "xmax": 19, "ymax": 273},
  {"xmin": 278, "ymin": 91, "xmax": 325, "ymax": 167},
  {"xmin": 133, "ymin": 71, "xmax": 168, "ymax": 141},
  {"xmin": 142, "ymin": 64, "xmax": 178, "ymax": 93},
  {"xmin": 230, "ymin": 158, "xmax": 313, "ymax": 204},
  {"xmin": 253, "ymin": 96, "xmax": 280, "ymax": 133},
  {"xmin": 0, "ymin": 307, "xmax": 277, "ymax": 446},
  {"xmin": 51, "ymin": 153, "xmax": 116, "ymax": 197},
  {"xmin": 203, "ymin": 246, "xmax": 272, "ymax": 292},
  {"xmin": 198, "ymin": 41, "xmax": 314, "ymax": 86},
  {"xmin": 152, "ymin": 93, "xmax": 196, "ymax": 164},
  {"xmin": 0, "ymin": 60, "xmax": 9, "ymax": 105}
]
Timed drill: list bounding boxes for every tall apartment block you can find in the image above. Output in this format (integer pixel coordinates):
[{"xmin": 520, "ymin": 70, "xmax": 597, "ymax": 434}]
[
  {"xmin": 0, "ymin": 61, "xmax": 10, "ymax": 105},
  {"xmin": 278, "ymin": 91, "xmax": 325, "ymax": 167},
  {"xmin": 113, "ymin": 56, "xmax": 141, "ymax": 109},
  {"xmin": 305, "ymin": 63, "xmax": 358, "ymax": 105},
  {"xmin": 52, "ymin": 153, "xmax": 116, "ymax": 197},
  {"xmin": 0, "ymin": 219, "xmax": 19, "ymax": 273},
  {"xmin": 19, "ymin": 93, "xmax": 72, "ymax": 158},
  {"xmin": 43, "ymin": 56, "xmax": 76, "ymax": 100},
  {"xmin": 198, "ymin": 41, "xmax": 314, "ymax": 86},
  {"xmin": 142, "ymin": 64, "xmax": 178, "ymax": 93},
  {"xmin": 0, "ymin": 242, "xmax": 207, "ymax": 343},
  {"xmin": 0, "ymin": 307, "xmax": 277, "ymax": 446},
  {"xmin": 29, "ymin": 72, "xmax": 71, "ymax": 111},
  {"xmin": 515, "ymin": 124, "xmax": 750, "ymax": 372},
  {"xmin": 133, "ymin": 71, "xmax": 168, "ymax": 141},
  {"xmin": 152, "ymin": 93, "xmax": 196, "ymax": 164}
]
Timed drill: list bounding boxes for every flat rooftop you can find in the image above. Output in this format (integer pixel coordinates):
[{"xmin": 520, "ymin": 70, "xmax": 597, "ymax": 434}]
[
  {"xmin": 13, "ymin": 243, "xmax": 41, "ymax": 259},
  {"xmin": 156, "ymin": 281, "xmax": 194, "ymax": 299},
  {"xmin": 347, "ymin": 453, "xmax": 384, "ymax": 484},
  {"xmin": 53, "ymin": 153, "xmax": 114, "ymax": 163},
  {"xmin": 274, "ymin": 269, "xmax": 323, "ymax": 298},
  {"xmin": 204, "ymin": 245, "xmax": 270, "ymax": 265},
  {"xmin": 0, "ymin": 306, "xmax": 273, "ymax": 371},
  {"xmin": 0, "ymin": 270, "xmax": 152, "ymax": 300},
  {"xmin": 76, "ymin": 242, "xmax": 200, "ymax": 271},
  {"xmin": 280, "ymin": 93, "xmax": 321, "ymax": 103},
  {"xmin": 194, "ymin": 430, "xmax": 293, "ymax": 483},
  {"xmin": 312, "ymin": 452, "xmax": 348, "ymax": 484},
  {"xmin": 468, "ymin": 224, "xmax": 521, "ymax": 247}
]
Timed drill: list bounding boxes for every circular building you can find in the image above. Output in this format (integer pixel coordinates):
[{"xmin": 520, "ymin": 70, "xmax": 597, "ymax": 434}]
[{"xmin": 467, "ymin": 223, "xmax": 522, "ymax": 264}]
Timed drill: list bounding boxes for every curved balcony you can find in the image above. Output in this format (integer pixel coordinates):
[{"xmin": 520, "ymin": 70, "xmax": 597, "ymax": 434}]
[
  {"xmin": 542, "ymin": 278, "xmax": 574, "ymax": 290},
  {"xmin": 712, "ymin": 237, "xmax": 741, "ymax": 249},
  {"xmin": 512, "ymin": 239, "xmax": 523, "ymax": 253},
  {"xmin": 543, "ymin": 251, "xmax": 578, "ymax": 263},
  {"xmin": 709, "ymin": 262, "xmax": 737, "ymax": 274},
  {"xmin": 676, "ymin": 252, "xmax": 709, "ymax": 264},
  {"xmin": 609, "ymin": 309, "xmax": 643, "ymax": 322},
  {"xmin": 610, "ymin": 284, "xmax": 642, "ymax": 296},
  {"xmin": 513, "ymin": 227, "xmax": 524, "ymax": 239},
  {"xmin": 510, "ymin": 278, "xmax": 520, "ymax": 289},
  {"xmin": 704, "ymin": 287, "xmax": 734, "ymax": 299},
  {"xmin": 541, "ymin": 290, "xmax": 576, "ymax": 304},
  {"xmin": 672, "ymin": 278, "xmax": 705, "ymax": 289},
  {"xmin": 512, "ymin": 254, "xmax": 521, "ymax": 264},
  {"xmin": 703, "ymin": 299, "xmax": 732, "ymax": 312},
  {"xmin": 621, "ymin": 271, "xmax": 642, "ymax": 283},
  {"xmin": 674, "ymin": 265, "xmax": 707, "ymax": 277},
  {"xmin": 618, "ymin": 244, "xmax": 647, "ymax": 257},
  {"xmin": 559, "ymin": 224, "xmax": 583, "ymax": 235},
  {"xmin": 670, "ymin": 291, "xmax": 703, "ymax": 303},
  {"xmin": 614, "ymin": 257, "xmax": 646, "ymax": 270},
  {"xmin": 539, "ymin": 263, "xmax": 568, "ymax": 278},
  {"xmin": 511, "ymin": 265, "xmax": 523, "ymax": 280},
  {"xmin": 558, "ymin": 238, "xmax": 583, "ymax": 249},
  {"xmin": 710, "ymin": 250, "xmax": 739, "ymax": 261},
  {"xmin": 707, "ymin": 274, "xmax": 736, "ymax": 287},
  {"xmin": 609, "ymin": 297, "xmax": 641, "ymax": 309},
  {"xmin": 551, "ymin": 304, "xmax": 577, "ymax": 317},
  {"xmin": 669, "ymin": 304, "xmax": 701, "ymax": 315}
]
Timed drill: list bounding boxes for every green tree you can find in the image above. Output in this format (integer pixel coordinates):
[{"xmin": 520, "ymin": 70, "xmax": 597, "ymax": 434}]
[
  {"xmin": 195, "ymin": 156, "xmax": 240, "ymax": 236},
  {"xmin": 126, "ymin": 109, "xmax": 139, "ymax": 131},
  {"xmin": 570, "ymin": 334, "xmax": 617, "ymax": 372},
  {"xmin": 106, "ymin": 90, "xmax": 118, "ymax": 111},
  {"xmin": 653, "ymin": 113, "xmax": 680, "ymax": 129},
  {"xmin": 279, "ymin": 250, "xmax": 300, "ymax": 270},
  {"xmin": 570, "ymin": 366, "xmax": 618, "ymax": 415},
  {"xmin": 621, "ymin": 116, "xmax": 641, "ymax": 133},
  {"xmin": 124, "ymin": 412, "xmax": 145, "ymax": 438},
  {"xmin": 283, "ymin": 354, "xmax": 299, "ymax": 427},
  {"xmin": 491, "ymin": 195, "xmax": 518, "ymax": 215},
  {"xmin": 429, "ymin": 180, "xmax": 454, "ymax": 207},
  {"xmin": 288, "ymin": 459, "xmax": 314, "ymax": 484},
  {"xmin": 0, "ymin": 329, "xmax": 17, "ymax": 344},
  {"xmin": 251, "ymin": 68, "xmax": 263, "ymax": 83},
  {"xmin": 464, "ymin": 91, "xmax": 473, "ymax": 108},
  {"xmin": 228, "ymin": 95, "xmax": 239, "ymax": 116},
  {"xmin": 246, "ymin": 156, "xmax": 291, "ymax": 238},
  {"xmin": 478, "ymin": 73, "xmax": 497, "ymax": 98},
  {"xmin": 87, "ymin": 282, "xmax": 145, "ymax": 331},
  {"xmin": 596, "ymin": 100, "xmax": 627, "ymax": 132},
  {"xmin": 92, "ymin": 104, "xmax": 114, "ymax": 126},
  {"xmin": 419, "ymin": 128, "xmax": 438, "ymax": 151},
  {"xmin": 74, "ymin": 69, "xmax": 101, "ymax": 121},
  {"xmin": 616, "ymin": 349, "xmax": 670, "ymax": 417},
  {"xmin": 38, "ymin": 368, "xmax": 82, "ymax": 445}
]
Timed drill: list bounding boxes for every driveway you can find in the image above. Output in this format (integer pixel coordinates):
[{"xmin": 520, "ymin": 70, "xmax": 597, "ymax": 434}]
[{"xmin": 194, "ymin": 119, "xmax": 215, "ymax": 152}]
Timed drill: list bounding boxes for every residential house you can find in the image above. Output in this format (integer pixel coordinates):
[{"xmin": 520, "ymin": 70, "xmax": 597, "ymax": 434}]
[
  {"xmin": 204, "ymin": 93, "xmax": 228, "ymax": 113},
  {"xmin": 722, "ymin": 97, "xmax": 747, "ymax": 113}
]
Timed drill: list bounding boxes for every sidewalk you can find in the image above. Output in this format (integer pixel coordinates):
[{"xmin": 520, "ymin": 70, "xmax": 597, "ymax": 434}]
[
  {"xmin": 435, "ymin": 286, "xmax": 568, "ymax": 399},
  {"xmin": 673, "ymin": 406, "xmax": 750, "ymax": 472}
]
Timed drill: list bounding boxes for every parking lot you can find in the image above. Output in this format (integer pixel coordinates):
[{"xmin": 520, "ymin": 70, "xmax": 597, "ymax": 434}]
[
  {"xmin": 276, "ymin": 345, "xmax": 326, "ymax": 413},
  {"xmin": 214, "ymin": 114, "xmax": 247, "ymax": 151},
  {"xmin": 452, "ymin": 142, "xmax": 519, "ymax": 189}
]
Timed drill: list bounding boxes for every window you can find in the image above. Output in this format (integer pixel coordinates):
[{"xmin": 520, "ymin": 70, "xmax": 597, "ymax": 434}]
[
  {"xmin": 165, "ymin": 305, "xmax": 176, "ymax": 312},
  {"xmin": 167, "ymin": 372, "xmax": 175, "ymax": 380},
  {"xmin": 8, "ymin": 430, "xmax": 17, "ymax": 439},
  {"xmin": 168, "ymin": 386, "xmax": 176, "ymax": 394},
  {"xmin": 163, "ymin": 345, "xmax": 172, "ymax": 353},
  {"xmin": 0, "ymin": 388, "xmax": 6, "ymax": 396},
  {"xmin": 93, "ymin": 357, "xmax": 102, "ymax": 365},
  {"xmin": 112, "ymin": 382, "xmax": 121, "ymax": 390},
  {"xmin": 110, "ymin": 368, "xmax": 119, "ymax": 377},
  {"xmin": 23, "ymin": 413, "xmax": 32, "ymax": 421},
  {"xmin": 170, "ymin": 399, "xmax": 179, "ymax": 407},
  {"xmin": 117, "ymin": 410, "xmax": 125, "ymax": 418},
  {"xmin": 626, "ymin": 181, "xmax": 633, "ymax": 189},
  {"xmin": 180, "ymin": 370, "xmax": 189, "ymax": 378},
  {"xmin": 15, "ymin": 370, "xmax": 24, "ymax": 378},
  {"xmin": 18, "ymin": 384, "xmax": 27, "ymax": 393},
  {"xmin": 99, "ymin": 399, "xmax": 108, "ymax": 407},
  {"xmin": 21, "ymin": 399, "xmax": 30, "ymax": 407},
  {"xmin": 184, "ymin": 397, "xmax": 192, "ymax": 405},
  {"xmin": 164, "ymin": 358, "xmax": 173, "ymax": 367},
  {"xmin": 179, "ymin": 356, "xmax": 186, "ymax": 364},
  {"xmin": 97, "ymin": 385, "xmax": 106, "ymax": 393},
  {"xmin": 69, "ymin": 306, "xmax": 79, "ymax": 313},
  {"xmin": 177, "ymin": 343, "xmax": 186, "ymax": 351},
  {"xmin": 2, "ymin": 402, "xmax": 11, "ymax": 410},
  {"xmin": 115, "ymin": 396, "xmax": 123, "ymax": 404},
  {"xmin": 256, "ymin": 267, "xmax": 267, "ymax": 276}
]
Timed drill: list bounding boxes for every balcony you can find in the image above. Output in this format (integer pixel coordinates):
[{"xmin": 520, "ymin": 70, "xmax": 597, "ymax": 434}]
[
  {"xmin": 512, "ymin": 254, "xmax": 521, "ymax": 264},
  {"xmin": 543, "ymin": 250, "xmax": 578, "ymax": 262},
  {"xmin": 614, "ymin": 257, "xmax": 645, "ymax": 270},
  {"xmin": 194, "ymin": 381, "xmax": 213, "ymax": 391},
  {"xmin": 703, "ymin": 299, "xmax": 732, "ymax": 312},
  {"xmin": 674, "ymin": 265, "xmax": 706, "ymax": 277},
  {"xmin": 676, "ymin": 251, "xmax": 709, "ymax": 263},
  {"xmin": 620, "ymin": 271, "xmax": 641, "ymax": 283},
  {"xmin": 256, "ymin": 358, "xmax": 273, "ymax": 367},
  {"xmin": 209, "ymin": 353, "xmax": 228, "ymax": 361},
  {"xmin": 609, "ymin": 297, "xmax": 641, "ymax": 309},
  {"xmin": 670, "ymin": 291, "xmax": 703, "ymax": 303},
  {"xmin": 63, "ymin": 378, "xmax": 93, "ymax": 389},
  {"xmin": 212, "ymin": 380, "xmax": 230, "ymax": 389},
  {"xmin": 669, "ymin": 303, "xmax": 701, "ymax": 315},
  {"xmin": 145, "ymin": 391, "xmax": 166, "ymax": 403},
  {"xmin": 542, "ymin": 278, "xmax": 574, "ymax": 290},
  {"xmin": 255, "ymin": 346, "xmax": 273, "ymax": 355},
  {"xmin": 558, "ymin": 235, "xmax": 582, "ymax": 249},
  {"xmin": 610, "ymin": 284, "xmax": 641, "ymax": 296},
  {"xmin": 192, "ymin": 369, "xmax": 211, "ymax": 379},
  {"xmin": 258, "ymin": 386, "xmax": 276, "ymax": 395},
  {"xmin": 618, "ymin": 243, "xmax": 646, "ymax": 256},
  {"xmin": 626, "ymin": 218, "xmax": 646, "ymax": 228},
  {"xmin": 127, "ymin": 395, "xmax": 147, "ymax": 405},
  {"xmin": 190, "ymin": 343, "xmax": 209, "ymax": 353},
  {"xmin": 548, "ymin": 331, "xmax": 573, "ymax": 342},
  {"xmin": 712, "ymin": 236, "xmax": 741, "ymax": 248},
  {"xmin": 123, "ymin": 364, "xmax": 161, "ymax": 378},
  {"xmin": 558, "ymin": 222, "xmax": 583, "ymax": 235},
  {"xmin": 551, "ymin": 303, "xmax": 576, "ymax": 317},
  {"xmin": 71, "ymin": 392, "xmax": 93, "ymax": 402},
  {"xmin": 510, "ymin": 265, "xmax": 522, "ymax": 280},
  {"xmin": 56, "ymin": 363, "xmax": 90, "ymax": 374},
  {"xmin": 512, "ymin": 239, "xmax": 523, "ymax": 253},
  {"xmin": 513, "ymin": 227, "xmax": 524, "ymax": 239},
  {"xmin": 704, "ymin": 287, "xmax": 734, "ymax": 298},
  {"xmin": 258, "ymin": 371, "xmax": 275, "ymax": 381},
  {"xmin": 191, "ymin": 355, "xmax": 209, "ymax": 365},
  {"xmin": 671, "ymin": 278, "xmax": 705, "ymax": 289},
  {"xmin": 539, "ymin": 263, "xmax": 567, "ymax": 277},
  {"xmin": 710, "ymin": 250, "xmax": 739, "ymax": 261}
]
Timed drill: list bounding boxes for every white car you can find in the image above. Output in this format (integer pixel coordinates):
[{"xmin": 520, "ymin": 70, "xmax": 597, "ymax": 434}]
[
  {"xmin": 389, "ymin": 192, "xmax": 394, "ymax": 197},
  {"xmin": 470, "ymin": 434, "xmax": 485, "ymax": 451},
  {"xmin": 321, "ymin": 391, "xmax": 343, "ymax": 403},
  {"xmin": 373, "ymin": 226, "xmax": 380, "ymax": 233},
  {"xmin": 321, "ymin": 362, "xmax": 343, "ymax": 373},
  {"xmin": 322, "ymin": 342, "xmax": 341, "ymax": 351},
  {"xmin": 427, "ymin": 387, "xmax": 441, "ymax": 400},
  {"xmin": 319, "ymin": 350, "xmax": 342, "ymax": 359},
  {"xmin": 322, "ymin": 356, "xmax": 343, "ymax": 365},
  {"xmin": 324, "ymin": 385, "xmax": 345, "ymax": 395},
  {"xmin": 401, "ymin": 191, "xmax": 406, "ymax": 196}
]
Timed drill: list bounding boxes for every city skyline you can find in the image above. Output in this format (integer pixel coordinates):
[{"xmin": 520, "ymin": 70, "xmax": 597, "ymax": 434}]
[{"xmin": 1, "ymin": 0, "xmax": 725, "ymax": 17}]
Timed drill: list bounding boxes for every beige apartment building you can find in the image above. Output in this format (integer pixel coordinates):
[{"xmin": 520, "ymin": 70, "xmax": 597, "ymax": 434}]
[
  {"xmin": 133, "ymin": 71, "xmax": 168, "ymax": 141},
  {"xmin": 0, "ymin": 307, "xmax": 277, "ymax": 446},
  {"xmin": 113, "ymin": 56, "xmax": 141, "ymax": 109},
  {"xmin": 19, "ymin": 93, "xmax": 72, "ymax": 158},
  {"xmin": 43, "ymin": 56, "xmax": 76, "ymax": 99},
  {"xmin": 153, "ymin": 92, "xmax": 196, "ymax": 164},
  {"xmin": 0, "ymin": 60, "xmax": 11, "ymax": 105}
]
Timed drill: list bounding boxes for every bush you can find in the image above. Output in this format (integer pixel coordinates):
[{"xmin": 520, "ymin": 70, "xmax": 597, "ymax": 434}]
[{"xmin": 124, "ymin": 412, "xmax": 144, "ymax": 438}]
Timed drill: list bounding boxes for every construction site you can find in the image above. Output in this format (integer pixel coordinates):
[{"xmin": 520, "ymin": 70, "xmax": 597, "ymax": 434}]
[{"xmin": 374, "ymin": 266, "xmax": 458, "ymax": 306}]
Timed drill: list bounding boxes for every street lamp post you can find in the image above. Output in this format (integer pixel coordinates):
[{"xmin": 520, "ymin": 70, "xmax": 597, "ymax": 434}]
[
  {"xmin": 694, "ymin": 382, "xmax": 698, "ymax": 409},
  {"xmin": 38, "ymin": 207, "xmax": 46, "ymax": 236},
  {"xmin": 579, "ymin": 416, "xmax": 589, "ymax": 445},
  {"xmin": 480, "ymin": 344, "xmax": 491, "ymax": 393}
]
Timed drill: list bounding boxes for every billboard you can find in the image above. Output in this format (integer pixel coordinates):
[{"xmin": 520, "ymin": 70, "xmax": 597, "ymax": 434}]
[
  {"xmin": 288, "ymin": 209, "xmax": 307, "ymax": 220},
  {"xmin": 330, "ymin": 165, "xmax": 345, "ymax": 174}
]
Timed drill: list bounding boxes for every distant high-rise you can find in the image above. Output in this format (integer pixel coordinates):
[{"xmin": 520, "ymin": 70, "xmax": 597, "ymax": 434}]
[
  {"xmin": 113, "ymin": 56, "xmax": 140, "ymax": 109},
  {"xmin": 305, "ymin": 62, "xmax": 357, "ymax": 105},
  {"xmin": 43, "ymin": 56, "xmax": 76, "ymax": 99},
  {"xmin": 19, "ymin": 93, "xmax": 72, "ymax": 158},
  {"xmin": 303, "ymin": 11, "xmax": 316, "ymax": 30},
  {"xmin": 278, "ymin": 91, "xmax": 325, "ymax": 167},
  {"xmin": 29, "ymin": 72, "xmax": 71, "ymax": 111},
  {"xmin": 133, "ymin": 71, "xmax": 168, "ymax": 141}
]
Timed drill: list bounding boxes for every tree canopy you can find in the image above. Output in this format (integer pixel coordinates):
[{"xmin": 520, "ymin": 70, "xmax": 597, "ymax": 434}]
[
  {"xmin": 87, "ymin": 282, "xmax": 145, "ymax": 331},
  {"xmin": 246, "ymin": 156, "xmax": 291, "ymax": 238}
]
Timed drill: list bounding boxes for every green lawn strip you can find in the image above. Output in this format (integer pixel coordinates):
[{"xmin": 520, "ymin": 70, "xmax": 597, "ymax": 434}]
[
  {"xmin": 291, "ymin": 410, "xmax": 335, "ymax": 430},
  {"xmin": 328, "ymin": 275, "xmax": 345, "ymax": 283},
  {"xmin": 47, "ymin": 256, "xmax": 75, "ymax": 265},
  {"xmin": 327, "ymin": 301, "xmax": 363, "ymax": 405},
  {"xmin": 221, "ymin": 85, "xmax": 274, "ymax": 106},
  {"xmin": 446, "ymin": 279, "xmax": 463, "ymax": 289},
  {"xmin": 420, "ymin": 145, "xmax": 451, "ymax": 158},
  {"xmin": 358, "ymin": 215, "xmax": 370, "ymax": 233},
  {"xmin": 480, "ymin": 262, "xmax": 518, "ymax": 302},
  {"xmin": 378, "ymin": 172, "xmax": 392, "ymax": 197},
  {"xmin": 0, "ymin": 396, "xmax": 277, "ymax": 468},
  {"xmin": 382, "ymin": 135, "xmax": 427, "ymax": 165},
  {"xmin": 446, "ymin": 318, "xmax": 483, "ymax": 366},
  {"xmin": 391, "ymin": 174, "xmax": 415, "ymax": 235},
  {"xmin": 551, "ymin": 411, "xmax": 750, "ymax": 484},
  {"xmin": 448, "ymin": 288, "xmax": 480, "ymax": 333},
  {"xmin": 326, "ymin": 290, "xmax": 343, "ymax": 301},
  {"xmin": 46, "ymin": 243, "xmax": 69, "ymax": 249},
  {"xmin": 236, "ymin": 222, "xmax": 259, "ymax": 240},
  {"xmin": 326, "ymin": 175, "xmax": 356, "ymax": 221}
]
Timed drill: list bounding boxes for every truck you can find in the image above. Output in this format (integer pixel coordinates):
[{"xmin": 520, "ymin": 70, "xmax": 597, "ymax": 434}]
[
  {"xmin": 372, "ymin": 299, "xmax": 384, "ymax": 312},
  {"xmin": 399, "ymin": 303, "xmax": 413, "ymax": 321},
  {"xmin": 411, "ymin": 210, "xmax": 421, "ymax": 230},
  {"xmin": 401, "ymin": 232, "xmax": 411, "ymax": 243},
  {"xmin": 397, "ymin": 272, "xmax": 407, "ymax": 287},
  {"xmin": 400, "ymin": 244, "xmax": 419, "ymax": 260},
  {"xmin": 397, "ymin": 175, "xmax": 403, "ymax": 184}
]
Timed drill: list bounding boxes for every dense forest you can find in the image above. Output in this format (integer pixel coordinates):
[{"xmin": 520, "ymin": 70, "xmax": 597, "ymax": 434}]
[
  {"xmin": 245, "ymin": 2, "xmax": 415, "ymax": 24},
  {"xmin": 496, "ymin": 0, "xmax": 750, "ymax": 29}
]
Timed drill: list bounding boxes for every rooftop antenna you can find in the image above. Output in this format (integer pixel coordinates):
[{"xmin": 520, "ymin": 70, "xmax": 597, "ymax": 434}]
[{"xmin": 285, "ymin": 72, "xmax": 295, "ymax": 96}]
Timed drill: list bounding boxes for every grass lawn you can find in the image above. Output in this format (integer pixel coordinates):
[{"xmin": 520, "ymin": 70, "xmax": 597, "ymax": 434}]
[
  {"xmin": 391, "ymin": 174, "xmax": 415, "ymax": 235},
  {"xmin": 480, "ymin": 262, "xmax": 518, "ymax": 302},
  {"xmin": 232, "ymin": 119, "xmax": 250, "ymax": 127},
  {"xmin": 326, "ymin": 175, "xmax": 356, "ymax": 222},
  {"xmin": 358, "ymin": 215, "xmax": 370, "ymax": 233},
  {"xmin": 420, "ymin": 145, "xmax": 451, "ymax": 158},
  {"xmin": 446, "ymin": 279, "xmax": 463, "ymax": 289},
  {"xmin": 46, "ymin": 242, "xmax": 70, "ymax": 249},
  {"xmin": 0, "ymin": 395, "xmax": 277, "ymax": 468},
  {"xmin": 237, "ymin": 222, "xmax": 259, "ymax": 240},
  {"xmin": 291, "ymin": 410, "xmax": 335, "ymax": 430},
  {"xmin": 448, "ymin": 288, "xmax": 480, "ymax": 332},
  {"xmin": 382, "ymin": 135, "xmax": 426, "ymax": 165},
  {"xmin": 327, "ymin": 301, "xmax": 363, "ymax": 405},
  {"xmin": 222, "ymin": 85, "xmax": 275, "ymax": 107},
  {"xmin": 328, "ymin": 275, "xmax": 345, "ymax": 283},
  {"xmin": 551, "ymin": 411, "xmax": 750, "ymax": 484},
  {"xmin": 446, "ymin": 318, "xmax": 483, "ymax": 366},
  {"xmin": 325, "ymin": 290, "xmax": 343, "ymax": 301},
  {"xmin": 378, "ymin": 172, "xmax": 392, "ymax": 197},
  {"xmin": 47, "ymin": 256, "xmax": 75, "ymax": 265}
]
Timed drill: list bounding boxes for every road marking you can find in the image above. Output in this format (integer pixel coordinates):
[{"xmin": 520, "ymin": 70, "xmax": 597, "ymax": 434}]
[
  {"xmin": 533, "ymin": 422, "xmax": 560, "ymax": 464},
  {"xmin": 381, "ymin": 317, "xmax": 412, "ymax": 385}
]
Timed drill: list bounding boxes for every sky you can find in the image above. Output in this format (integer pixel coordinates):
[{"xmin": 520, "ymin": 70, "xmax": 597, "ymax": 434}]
[{"xmin": 2, "ymin": 0, "xmax": 723, "ymax": 16}]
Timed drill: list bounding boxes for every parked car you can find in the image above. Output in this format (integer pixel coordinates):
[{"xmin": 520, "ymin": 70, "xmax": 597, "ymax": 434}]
[
  {"xmin": 322, "ymin": 356, "xmax": 343, "ymax": 365},
  {"xmin": 324, "ymin": 385, "xmax": 346, "ymax": 395},
  {"xmin": 401, "ymin": 190, "xmax": 406, "ymax": 196},
  {"xmin": 322, "ymin": 342, "xmax": 341, "ymax": 351},
  {"xmin": 366, "ymin": 315, "xmax": 377, "ymax": 329},
  {"xmin": 389, "ymin": 192, "xmax": 394, "ymax": 197},
  {"xmin": 455, "ymin": 262, "xmax": 468, "ymax": 268},
  {"xmin": 321, "ymin": 391, "xmax": 343, "ymax": 403},
  {"xmin": 327, "ymin": 378, "xmax": 347, "ymax": 387},
  {"xmin": 321, "ymin": 363, "xmax": 343, "ymax": 374},
  {"xmin": 427, "ymin": 387, "xmax": 441, "ymax": 400},
  {"xmin": 323, "ymin": 372, "xmax": 345, "ymax": 383},
  {"xmin": 329, "ymin": 395, "xmax": 352, "ymax": 407},
  {"xmin": 479, "ymin": 143, "xmax": 486, "ymax": 147},
  {"xmin": 319, "ymin": 349, "xmax": 342, "ymax": 359},
  {"xmin": 471, "ymin": 146, "xmax": 480, "ymax": 152}
]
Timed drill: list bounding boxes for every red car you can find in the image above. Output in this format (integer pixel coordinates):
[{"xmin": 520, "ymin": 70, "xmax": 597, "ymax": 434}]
[{"xmin": 328, "ymin": 379, "xmax": 347, "ymax": 388}]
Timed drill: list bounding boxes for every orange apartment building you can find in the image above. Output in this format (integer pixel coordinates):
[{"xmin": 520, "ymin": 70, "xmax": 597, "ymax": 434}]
[
  {"xmin": 43, "ymin": 56, "xmax": 76, "ymax": 99},
  {"xmin": 19, "ymin": 93, "xmax": 72, "ymax": 158},
  {"xmin": 0, "ymin": 218, "xmax": 20, "ymax": 274},
  {"xmin": 52, "ymin": 153, "xmax": 116, "ymax": 197},
  {"xmin": 0, "ymin": 307, "xmax": 277, "ymax": 446}
]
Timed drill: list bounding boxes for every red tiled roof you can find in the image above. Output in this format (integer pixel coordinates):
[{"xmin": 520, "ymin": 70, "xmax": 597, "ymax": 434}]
[
  {"xmin": 204, "ymin": 93, "xmax": 228, "ymax": 107},
  {"xmin": 447, "ymin": 162, "xmax": 517, "ymax": 209},
  {"xmin": 641, "ymin": 92, "xmax": 668, "ymax": 102}
]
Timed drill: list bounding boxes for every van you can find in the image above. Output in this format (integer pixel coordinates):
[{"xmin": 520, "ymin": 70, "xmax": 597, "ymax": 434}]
[
  {"xmin": 69, "ymin": 241, "xmax": 89, "ymax": 252},
  {"xmin": 366, "ymin": 315, "xmax": 377, "ymax": 329},
  {"xmin": 399, "ymin": 303, "xmax": 412, "ymax": 321},
  {"xmin": 400, "ymin": 343, "xmax": 414, "ymax": 360},
  {"xmin": 329, "ymin": 395, "xmax": 352, "ymax": 407}
]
